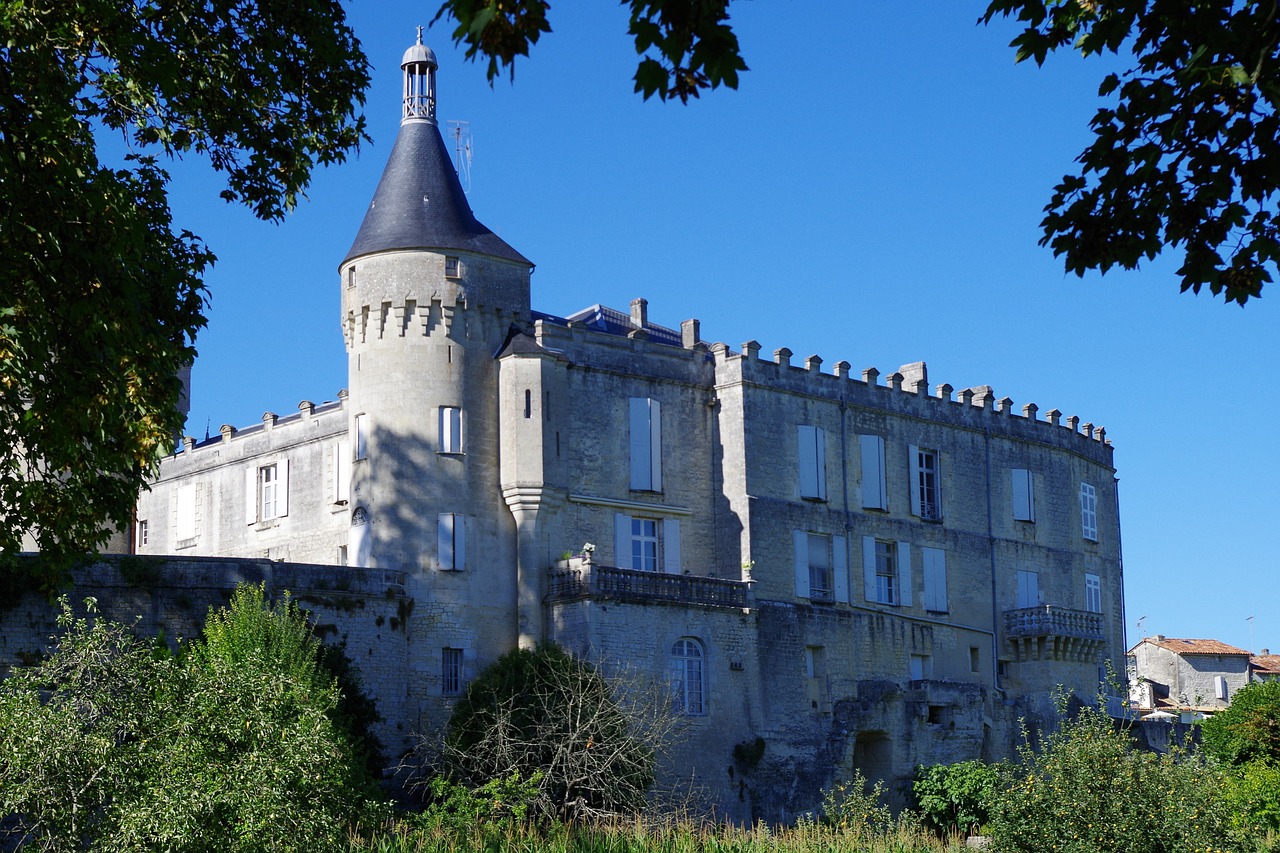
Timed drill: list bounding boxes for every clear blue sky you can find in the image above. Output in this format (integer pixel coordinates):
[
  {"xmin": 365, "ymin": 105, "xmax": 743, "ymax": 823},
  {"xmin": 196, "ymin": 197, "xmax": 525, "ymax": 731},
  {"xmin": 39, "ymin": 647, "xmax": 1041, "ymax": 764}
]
[{"xmin": 156, "ymin": 4, "xmax": 1278, "ymax": 655}]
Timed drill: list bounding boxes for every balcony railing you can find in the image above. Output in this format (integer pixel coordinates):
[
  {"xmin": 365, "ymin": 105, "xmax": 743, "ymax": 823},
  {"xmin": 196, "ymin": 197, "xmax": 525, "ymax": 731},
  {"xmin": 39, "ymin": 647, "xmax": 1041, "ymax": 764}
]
[
  {"xmin": 547, "ymin": 561, "xmax": 750, "ymax": 610},
  {"xmin": 1003, "ymin": 604, "xmax": 1105, "ymax": 662}
]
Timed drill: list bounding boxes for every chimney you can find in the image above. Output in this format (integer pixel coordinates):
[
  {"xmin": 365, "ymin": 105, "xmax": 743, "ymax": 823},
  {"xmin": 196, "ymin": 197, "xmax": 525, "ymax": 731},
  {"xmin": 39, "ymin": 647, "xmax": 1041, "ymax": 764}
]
[{"xmin": 630, "ymin": 298, "xmax": 648, "ymax": 329}]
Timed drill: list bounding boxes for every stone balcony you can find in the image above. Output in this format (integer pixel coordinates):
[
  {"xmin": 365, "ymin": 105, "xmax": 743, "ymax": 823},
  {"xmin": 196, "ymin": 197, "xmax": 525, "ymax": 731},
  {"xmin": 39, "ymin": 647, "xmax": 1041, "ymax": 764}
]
[
  {"xmin": 1003, "ymin": 605, "xmax": 1105, "ymax": 662},
  {"xmin": 546, "ymin": 559, "xmax": 751, "ymax": 611}
]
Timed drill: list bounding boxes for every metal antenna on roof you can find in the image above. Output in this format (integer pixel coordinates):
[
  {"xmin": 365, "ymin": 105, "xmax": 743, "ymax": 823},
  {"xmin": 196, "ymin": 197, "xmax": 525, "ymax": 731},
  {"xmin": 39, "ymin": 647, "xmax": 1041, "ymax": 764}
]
[
  {"xmin": 447, "ymin": 120, "xmax": 472, "ymax": 194},
  {"xmin": 1248, "ymin": 614, "xmax": 1255, "ymax": 653},
  {"xmin": 1136, "ymin": 615, "xmax": 1147, "ymax": 639}
]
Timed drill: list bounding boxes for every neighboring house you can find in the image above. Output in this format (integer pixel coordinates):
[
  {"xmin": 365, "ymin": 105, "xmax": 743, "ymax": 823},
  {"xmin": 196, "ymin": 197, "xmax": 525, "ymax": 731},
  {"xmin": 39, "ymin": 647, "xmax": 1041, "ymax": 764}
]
[
  {"xmin": 1251, "ymin": 649, "xmax": 1280, "ymax": 682},
  {"xmin": 1129, "ymin": 636, "xmax": 1251, "ymax": 713},
  {"xmin": 118, "ymin": 35, "xmax": 1125, "ymax": 821}
]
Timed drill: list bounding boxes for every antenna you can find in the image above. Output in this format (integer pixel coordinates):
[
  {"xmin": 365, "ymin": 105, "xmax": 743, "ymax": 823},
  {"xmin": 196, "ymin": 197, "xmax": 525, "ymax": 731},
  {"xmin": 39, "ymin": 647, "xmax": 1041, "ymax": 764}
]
[
  {"xmin": 447, "ymin": 120, "xmax": 472, "ymax": 193},
  {"xmin": 1136, "ymin": 615, "xmax": 1147, "ymax": 639},
  {"xmin": 1248, "ymin": 615, "xmax": 1255, "ymax": 653}
]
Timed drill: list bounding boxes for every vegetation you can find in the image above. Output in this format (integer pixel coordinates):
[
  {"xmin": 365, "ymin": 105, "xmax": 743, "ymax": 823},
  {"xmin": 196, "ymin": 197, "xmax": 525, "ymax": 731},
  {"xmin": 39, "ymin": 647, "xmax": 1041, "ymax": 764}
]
[
  {"xmin": 912, "ymin": 760, "xmax": 1001, "ymax": 836},
  {"xmin": 0, "ymin": 1, "xmax": 369, "ymax": 585},
  {"xmin": 1202, "ymin": 681, "xmax": 1280, "ymax": 837},
  {"xmin": 0, "ymin": 584, "xmax": 387, "ymax": 851}
]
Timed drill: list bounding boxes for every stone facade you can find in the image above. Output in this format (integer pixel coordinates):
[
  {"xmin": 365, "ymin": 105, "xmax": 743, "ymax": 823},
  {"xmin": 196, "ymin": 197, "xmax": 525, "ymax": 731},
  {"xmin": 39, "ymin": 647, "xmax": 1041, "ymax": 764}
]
[
  {"xmin": 1128, "ymin": 636, "xmax": 1251, "ymax": 712},
  {"xmin": 57, "ymin": 37, "xmax": 1125, "ymax": 822}
]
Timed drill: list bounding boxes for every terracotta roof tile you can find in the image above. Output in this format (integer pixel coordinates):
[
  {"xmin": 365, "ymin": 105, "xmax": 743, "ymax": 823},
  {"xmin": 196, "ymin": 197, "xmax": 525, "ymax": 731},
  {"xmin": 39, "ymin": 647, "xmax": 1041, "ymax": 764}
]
[
  {"xmin": 1251, "ymin": 654, "xmax": 1280, "ymax": 675},
  {"xmin": 1137, "ymin": 637, "xmax": 1251, "ymax": 656}
]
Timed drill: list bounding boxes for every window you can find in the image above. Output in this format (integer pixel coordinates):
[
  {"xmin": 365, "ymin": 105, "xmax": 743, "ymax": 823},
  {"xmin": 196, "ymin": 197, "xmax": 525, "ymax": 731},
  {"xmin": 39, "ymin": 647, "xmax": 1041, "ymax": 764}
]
[
  {"xmin": 337, "ymin": 545, "xmax": 348, "ymax": 566},
  {"xmin": 1016, "ymin": 569, "xmax": 1039, "ymax": 609},
  {"xmin": 910, "ymin": 654, "xmax": 931, "ymax": 681},
  {"xmin": 797, "ymin": 425, "xmax": 827, "ymax": 500},
  {"xmin": 332, "ymin": 439, "xmax": 351, "ymax": 503},
  {"xmin": 970, "ymin": 646, "xmax": 981, "ymax": 673},
  {"xmin": 1085, "ymin": 573, "xmax": 1102, "ymax": 613},
  {"xmin": 354, "ymin": 413, "xmax": 368, "ymax": 461},
  {"xmin": 921, "ymin": 546, "xmax": 947, "ymax": 612},
  {"xmin": 245, "ymin": 461, "xmax": 289, "ymax": 524},
  {"xmin": 614, "ymin": 513, "xmax": 681, "ymax": 573},
  {"xmin": 805, "ymin": 646, "xmax": 827, "ymax": 712},
  {"xmin": 445, "ymin": 256, "xmax": 461, "ymax": 278},
  {"xmin": 909, "ymin": 445, "xmax": 941, "ymax": 520},
  {"xmin": 347, "ymin": 266, "xmax": 356, "ymax": 288},
  {"xmin": 437, "ymin": 512, "xmax": 466, "ymax": 570},
  {"xmin": 793, "ymin": 531, "xmax": 849, "ymax": 602},
  {"xmin": 175, "ymin": 484, "xmax": 197, "ymax": 543},
  {"xmin": 442, "ymin": 648, "xmax": 463, "ymax": 696},
  {"xmin": 1011, "ymin": 468, "xmax": 1035, "ymax": 522},
  {"xmin": 1080, "ymin": 482, "xmax": 1098, "ymax": 541},
  {"xmin": 629, "ymin": 398, "xmax": 662, "ymax": 491},
  {"xmin": 860, "ymin": 434, "xmax": 887, "ymax": 509},
  {"xmin": 137, "ymin": 519, "xmax": 148, "ymax": 547},
  {"xmin": 863, "ymin": 537, "xmax": 911, "ymax": 606},
  {"xmin": 439, "ymin": 406, "xmax": 462, "ymax": 453},
  {"xmin": 349, "ymin": 507, "xmax": 370, "ymax": 568},
  {"xmin": 670, "ymin": 638, "xmax": 705, "ymax": 714},
  {"xmin": 1215, "ymin": 675, "xmax": 1229, "ymax": 701}
]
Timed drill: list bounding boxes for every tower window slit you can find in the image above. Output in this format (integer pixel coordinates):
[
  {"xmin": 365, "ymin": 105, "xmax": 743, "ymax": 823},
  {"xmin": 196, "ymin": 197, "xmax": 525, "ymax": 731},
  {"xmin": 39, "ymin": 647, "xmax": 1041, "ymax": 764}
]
[{"xmin": 524, "ymin": 389, "xmax": 531, "ymax": 419}]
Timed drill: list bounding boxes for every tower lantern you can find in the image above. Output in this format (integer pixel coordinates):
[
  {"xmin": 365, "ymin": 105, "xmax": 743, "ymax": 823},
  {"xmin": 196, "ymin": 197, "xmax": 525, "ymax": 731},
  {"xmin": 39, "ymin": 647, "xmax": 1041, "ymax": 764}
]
[{"xmin": 402, "ymin": 26, "xmax": 438, "ymax": 123}]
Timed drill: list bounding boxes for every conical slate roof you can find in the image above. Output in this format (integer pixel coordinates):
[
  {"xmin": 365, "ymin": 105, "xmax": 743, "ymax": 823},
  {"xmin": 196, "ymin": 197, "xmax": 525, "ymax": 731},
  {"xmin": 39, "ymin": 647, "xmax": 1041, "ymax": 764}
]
[{"xmin": 342, "ymin": 120, "xmax": 530, "ymax": 266}]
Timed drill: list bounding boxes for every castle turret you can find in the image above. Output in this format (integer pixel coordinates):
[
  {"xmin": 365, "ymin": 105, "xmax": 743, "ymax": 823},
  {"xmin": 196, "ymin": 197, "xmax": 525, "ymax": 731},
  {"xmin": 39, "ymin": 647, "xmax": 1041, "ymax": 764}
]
[{"xmin": 339, "ymin": 33, "xmax": 533, "ymax": 659}]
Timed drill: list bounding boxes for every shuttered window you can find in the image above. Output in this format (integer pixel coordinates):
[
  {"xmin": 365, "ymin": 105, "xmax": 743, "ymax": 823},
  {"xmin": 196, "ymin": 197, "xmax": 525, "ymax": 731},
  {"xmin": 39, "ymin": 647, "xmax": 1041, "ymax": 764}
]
[
  {"xmin": 629, "ymin": 398, "xmax": 663, "ymax": 491},
  {"xmin": 1080, "ymin": 483, "xmax": 1098, "ymax": 541},
  {"xmin": 1011, "ymin": 468, "xmax": 1034, "ymax": 521},
  {"xmin": 797, "ymin": 425, "xmax": 827, "ymax": 500},
  {"xmin": 860, "ymin": 435, "xmax": 887, "ymax": 509},
  {"xmin": 438, "ymin": 512, "xmax": 466, "ymax": 570}
]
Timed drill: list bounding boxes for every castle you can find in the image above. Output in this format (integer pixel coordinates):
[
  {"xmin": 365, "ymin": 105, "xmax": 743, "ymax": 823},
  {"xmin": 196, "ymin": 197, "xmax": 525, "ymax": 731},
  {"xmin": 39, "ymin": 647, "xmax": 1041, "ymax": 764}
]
[{"xmin": 124, "ymin": 35, "xmax": 1125, "ymax": 820}]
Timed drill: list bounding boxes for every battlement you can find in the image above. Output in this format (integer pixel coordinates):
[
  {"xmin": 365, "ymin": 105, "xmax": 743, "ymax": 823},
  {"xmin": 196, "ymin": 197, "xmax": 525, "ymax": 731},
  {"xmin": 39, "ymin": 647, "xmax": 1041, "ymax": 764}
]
[
  {"xmin": 175, "ymin": 397, "xmax": 346, "ymax": 459},
  {"xmin": 711, "ymin": 339, "xmax": 1112, "ymax": 454},
  {"xmin": 343, "ymin": 293, "xmax": 527, "ymax": 349}
]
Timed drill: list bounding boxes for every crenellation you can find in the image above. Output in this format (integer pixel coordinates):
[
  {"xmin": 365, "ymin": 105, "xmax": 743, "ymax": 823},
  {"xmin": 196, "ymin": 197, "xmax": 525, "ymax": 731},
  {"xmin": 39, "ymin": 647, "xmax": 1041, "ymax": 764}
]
[
  {"xmin": 774, "ymin": 347, "xmax": 792, "ymax": 367},
  {"xmin": 936, "ymin": 383, "xmax": 953, "ymax": 401},
  {"xmin": 997, "ymin": 396, "xmax": 1013, "ymax": 414},
  {"xmin": 1023, "ymin": 402, "xmax": 1038, "ymax": 421},
  {"xmin": 682, "ymin": 318, "xmax": 700, "ymax": 349},
  {"xmin": 220, "ymin": 424, "xmax": 236, "ymax": 442},
  {"xmin": 863, "ymin": 366, "xmax": 880, "ymax": 385},
  {"xmin": 1066, "ymin": 414, "xmax": 1080, "ymax": 432},
  {"xmin": 958, "ymin": 387, "xmax": 973, "ymax": 406},
  {"xmin": 1082, "ymin": 422, "xmax": 1094, "ymax": 440},
  {"xmin": 887, "ymin": 372, "xmax": 904, "ymax": 392},
  {"xmin": 834, "ymin": 360, "xmax": 852, "ymax": 379},
  {"xmin": 805, "ymin": 354, "xmax": 822, "ymax": 373},
  {"xmin": 743, "ymin": 340, "xmax": 761, "ymax": 360},
  {"xmin": 1046, "ymin": 408, "xmax": 1061, "ymax": 426},
  {"xmin": 299, "ymin": 400, "xmax": 315, "ymax": 417},
  {"xmin": 972, "ymin": 386, "xmax": 994, "ymax": 410}
]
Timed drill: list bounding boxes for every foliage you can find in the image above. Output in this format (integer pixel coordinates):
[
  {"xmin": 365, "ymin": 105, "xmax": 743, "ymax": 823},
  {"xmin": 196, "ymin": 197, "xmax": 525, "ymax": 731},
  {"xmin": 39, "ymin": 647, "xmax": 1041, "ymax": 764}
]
[
  {"xmin": 912, "ymin": 759, "xmax": 1001, "ymax": 835},
  {"xmin": 981, "ymin": 0, "xmax": 1280, "ymax": 304},
  {"xmin": 0, "ymin": 0, "xmax": 369, "ymax": 582},
  {"xmin": 432, "ymin": 0, "xmax": 747, "ymax": 102},
  {"xmin": 1202, "ymin": 680, "xmax": 1280, "ymax": 767},
  {"xmin": 818, "ymin": 769, "xmax": 894, "ymax": 839},
  {"xmin": 413, "ymin": 771, "xmax": 544, "ymax": 830},
  {"xmin": 443, "ymin": 644, "xmax": 682, "ymax": 820},
  {"xmin": 987, "ymin": 701, "xmax": 1235, "ymax": 853},
  {"xmin": 0, "ymin": 585, "xmax": 387, "ymax": 851}
]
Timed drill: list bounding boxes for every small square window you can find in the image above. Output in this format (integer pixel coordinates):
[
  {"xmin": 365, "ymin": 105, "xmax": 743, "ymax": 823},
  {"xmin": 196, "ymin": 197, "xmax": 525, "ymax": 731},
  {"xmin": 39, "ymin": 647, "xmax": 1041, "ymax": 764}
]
[
  {"xmin": 445, "ymin": 256, "xmax": 461, "ymax": 279},
  {"xmin": 137, "ymin": 519, "xmax": 149, "ymax": 547}
]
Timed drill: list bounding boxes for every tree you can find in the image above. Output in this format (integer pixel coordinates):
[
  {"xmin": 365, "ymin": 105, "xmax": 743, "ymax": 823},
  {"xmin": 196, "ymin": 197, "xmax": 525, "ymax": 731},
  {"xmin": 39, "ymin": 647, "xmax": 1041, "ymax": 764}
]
[
  {"xmin": 0, "ymin": 584, "xmax": 387, "ymax": 851},
  {"xmin": 1201, "ymin": 680, "xmax": 1280, "ymax": 767},
  {"xmin": 433, "ymin": 0, "xmax": 746, "ymax": 102},
  {"xmin": 981, "ymin": 0, "xmax": 1280, "ymax": 305},
  {"xmin": 440, "ymin": 645, "xmax": 683, "ymax": 820},
  {"xmin": 0, "ymin": 1, "xmax": 369, "ymax": 584}
]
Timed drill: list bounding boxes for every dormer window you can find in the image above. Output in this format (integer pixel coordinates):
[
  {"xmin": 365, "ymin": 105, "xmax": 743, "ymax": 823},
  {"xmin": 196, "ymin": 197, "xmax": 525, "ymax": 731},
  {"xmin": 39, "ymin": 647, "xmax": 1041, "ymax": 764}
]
[{"xmin": 445, "ymin": 256, "xmax": 461, "ymax": 279}]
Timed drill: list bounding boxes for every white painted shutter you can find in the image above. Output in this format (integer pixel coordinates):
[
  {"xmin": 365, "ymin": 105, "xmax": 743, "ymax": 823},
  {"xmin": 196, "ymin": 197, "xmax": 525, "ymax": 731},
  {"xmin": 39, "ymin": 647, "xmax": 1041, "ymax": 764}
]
[
  {"xmin": 629, "ymin": 399, "xmax": 651, "ymax": 490},
  {"xmin": 649, "ymin": 399, "xmax": 662, "ymax": 491},
  {"xmin": 350, "ymin": 512, "xmax": 369, "ymax": 568},
  {"xmin": 176, "ymin": 484, "xmax": 196, "ymax": 541},
  {"xmin": 335, "ymin": 440, "xmax": 351, "ymax": 502},
  {"xmin": 898, "ymin": 541, "xmax": 912, "ymax": 607},
  {"xmin": 908, "ymin": 444, "xmax": 922, "ymax": 517},
  {"xmin": 1215, "ymin": 675, "xmax": 1229, "ymax": 700},
  {"xmin": 440, "ymin": 406, "xmax": 462, "ymax": 453},
  {"xmin": 860, "ymin": 435, "xmax": 886, "ymax": 509},
  {"xmin": 1012, "ymin": 469, "xmax": 1033, "ymax": 521},
  {"xmin": 277, "ymin": 458, "xmax": 289, "ymax": 517},
  {"xmin": 662, "ymin": 518, "xmax": 681, "ymax": 574},
  {"xmin": 354, "ymin": 413, "xmax": 368, "ymax": 460},
  {"xmin": 816, "ymin": 428, "xmax": 826, "ymax": 500},
  {"xmin": 923, "ymin": 547, "xmax": 947, "ymax": 612},
  {"xmin": 244, "ymin": 467, "xmax": 258, "ymax": 525},
  {"xmin": 793, "ymin": 529, "xmax": 810, "ymax": 598},
  {"xmin": 455, "ymin": 515, "xmax": 466, "ymax": 570},
  {"xmin": 833, "ymin": 535, "xmax": 849, "ymax": 603},
  {"xmin": 1017, "ymin": 570, "xmax": 1039, "ymax": 608},
  {"xmin": 862, "ymin": 535, "xmax": 877, "ymax": 602},
  {"xmin": 798, "ymin": 425, "xmax": 817, "ymax": 498},
  {"xmin": 438, "ymin": 513, "xmax": 455, "ymax": 569},
  {"xmin": 615, "ymin": 513, "xmax": 631, "ymax": 569}
]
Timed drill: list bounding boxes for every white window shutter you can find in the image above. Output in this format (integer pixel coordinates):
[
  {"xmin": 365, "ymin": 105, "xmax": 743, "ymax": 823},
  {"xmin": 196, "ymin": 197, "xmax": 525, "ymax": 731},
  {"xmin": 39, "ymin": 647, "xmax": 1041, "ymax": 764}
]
[
  {"xmin": 860, "ymin": 435, "xmax": 886, "ymax": 509},
  {"xmin": 832, "ymin": 535, "xmax": 849, "ymax": 603},
  {"xmin": 615, "ymin": 513, "xmax": 631, "ymax": 569},
  {"xmin": 438, "ymin": 513, "xmax": 455, "ymax": 569},
  {"xmin": 662, "ymin": 518, "xmax": 681, "ymax": 574},
  {"xmin": 350, "ymin": 510, "xmax": 370, "ymax": 568},
  {"xmin": 1012, "ymin": 469, "xmax": 1033, "ymax": 521},
  {"xmin": 862, "ymin": 535, "xmax": 877, "ymax": 602},
  {"xmin": 455, "ymin": 515, "xmax": 466, "ymax": 569},
  {"xmin": 336, "ymin": 440, "xmax": 351, "ymax": 502},
  {"xmin": 815, "ymin": 428, "xmax": 826, "ymax": 500},
  {"xmin": 898, "ymin": 541, "xmax": 913, "ymax": 607},
  {"xmin": 629, "ymin": 399, "xmax": 651, "ymax": 490},
  {"xmin": 923, "ymin": 547, "xmax": 947, "ymax": 612},
  {"xmin": 245, "ymin": 467, "xmax": 257, "ymax": 525},
  {"xmin": 1215, "ymin": 675, "xmax": 1229, "ymax": 700},
  {"xmin": 908, "ymin": 444, "xmax": 921, "ymax": 517},
  {"xmin": 649, "ymin": 399, "xmax": 662, "ymax": 491},
  {"xmin": 798, "ymin": 425, "xmax": 817, "ymax": 498},
  {"xmin": 793, "ymin": 529, "xmax": 810, "ymax": 597},
  {"xmin": 277, "ymin": 458, "xmax": 289, "ymax": 517}
]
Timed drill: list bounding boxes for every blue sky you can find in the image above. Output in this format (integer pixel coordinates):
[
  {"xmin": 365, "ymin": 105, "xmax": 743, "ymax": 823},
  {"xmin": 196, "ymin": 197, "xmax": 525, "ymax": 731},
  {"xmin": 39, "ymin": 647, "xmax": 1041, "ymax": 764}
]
[{"xmin": 156, "ymin": 4, "xmax": 1278, "ymax": 655}]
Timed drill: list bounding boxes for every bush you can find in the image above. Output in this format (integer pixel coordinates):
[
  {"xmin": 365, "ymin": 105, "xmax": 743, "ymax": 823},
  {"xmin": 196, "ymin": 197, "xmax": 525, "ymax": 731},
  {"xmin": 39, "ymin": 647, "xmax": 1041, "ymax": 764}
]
[
  {"xmin": 443, "ymin": 645, "xmax": 680, "ymax": 821},
  {"xmin": 819, "ymin": 770, "xmax": 894, "ymax": 838},
  {"xmin": 987, "ymin": 699, "xmax": 1234, "ymax": 853},
  {"xmin": 0, "ymin": 586, "xmax": 388, "ymax": 851},
  {"xmin": 1202, "ymin": 681, "xmax": 1280, "ymax": 767},
  {"xmin": 913, "ymin": 760, "xmax": 1000, "ymax": 835}
]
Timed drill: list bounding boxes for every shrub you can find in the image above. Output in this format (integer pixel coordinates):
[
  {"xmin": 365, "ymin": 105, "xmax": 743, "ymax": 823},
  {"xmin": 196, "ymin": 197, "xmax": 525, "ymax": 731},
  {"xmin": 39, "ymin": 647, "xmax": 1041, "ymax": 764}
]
[
  {"xmin": 913, "ymin": 759, "xmax": 1000, "ymax": 835},
  {"xmin": 820, "ymin": 770, "xmax": 894, "ymax": 838},
  {"xmin": 1202, "ymin": 681, "xmax": 1280, "ymax": 767},
  {"xmin": 987, "ymin": 699, "xmax": 1234, "ymax": 853}
]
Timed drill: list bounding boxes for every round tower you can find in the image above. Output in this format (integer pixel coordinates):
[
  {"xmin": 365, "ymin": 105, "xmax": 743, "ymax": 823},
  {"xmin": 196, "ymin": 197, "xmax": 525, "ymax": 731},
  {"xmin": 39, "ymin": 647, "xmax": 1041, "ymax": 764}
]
[{"xmin": 338, "ymin": 33, "xmax": 533, "ymax": 658}]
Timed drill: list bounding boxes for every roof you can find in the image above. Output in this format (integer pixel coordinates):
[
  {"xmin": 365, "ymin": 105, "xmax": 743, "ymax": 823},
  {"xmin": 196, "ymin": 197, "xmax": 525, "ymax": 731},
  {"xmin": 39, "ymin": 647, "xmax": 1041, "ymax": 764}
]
[
  {"xmin": 342, "ymin": 120, "xmax": 530, "ymax": 267},
  {"xmin": 1130, "ymin": 637, "xmax": 1251, "ymax": 657},
  {"xmin": 1251, "ymin": 654, "xmax": 1280, "ymax": 677},
  {"xmin": 559, "ymin": 304, "xmax": 685, "ymax": 347}
]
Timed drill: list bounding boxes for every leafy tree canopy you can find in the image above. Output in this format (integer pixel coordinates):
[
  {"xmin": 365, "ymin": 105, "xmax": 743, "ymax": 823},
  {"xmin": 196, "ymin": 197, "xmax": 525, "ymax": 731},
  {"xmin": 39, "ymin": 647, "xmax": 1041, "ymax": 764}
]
[
  {"xmin": 980, "ymin": 0, "xmax": 1280, "ymax": 305},
  {"xmin": 1201, "ymin": 680, "xmax": 1280, "ymax": 767},
  {"xmin": 0, "ymin": 0, "xmax": 369, "ymax": 583}
]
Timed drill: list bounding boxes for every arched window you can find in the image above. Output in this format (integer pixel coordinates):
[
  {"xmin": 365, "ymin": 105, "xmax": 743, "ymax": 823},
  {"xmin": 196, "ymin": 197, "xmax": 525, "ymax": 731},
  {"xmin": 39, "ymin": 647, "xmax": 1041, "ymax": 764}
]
[
  {"xmin": 349, "ymin": 507, "xmax": 371, "ymax": 568},
  {"xmin": 670, "ymin": 638, "xmax": 705, "ymax": 715}
]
